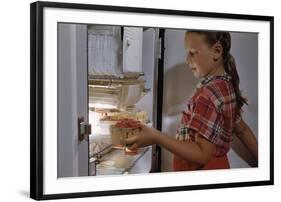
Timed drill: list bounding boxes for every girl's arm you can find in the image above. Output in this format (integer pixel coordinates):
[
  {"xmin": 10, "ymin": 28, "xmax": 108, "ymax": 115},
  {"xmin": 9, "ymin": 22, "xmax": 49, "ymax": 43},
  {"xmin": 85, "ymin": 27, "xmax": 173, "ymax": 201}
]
[
  {"xmin": 125, "ymin": 124, "xmax": 215, "ymax": 166},
  {"xmin": 234, "ymin": 119, "xmax": 258, "ymax": 161}
]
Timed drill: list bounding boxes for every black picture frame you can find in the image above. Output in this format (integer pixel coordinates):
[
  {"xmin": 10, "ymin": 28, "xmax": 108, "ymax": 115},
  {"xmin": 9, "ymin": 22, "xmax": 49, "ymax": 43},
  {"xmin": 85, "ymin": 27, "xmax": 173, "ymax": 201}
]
[{"xmin": 30, "ymin": 1, "xmax": 274, "ymax": 200}]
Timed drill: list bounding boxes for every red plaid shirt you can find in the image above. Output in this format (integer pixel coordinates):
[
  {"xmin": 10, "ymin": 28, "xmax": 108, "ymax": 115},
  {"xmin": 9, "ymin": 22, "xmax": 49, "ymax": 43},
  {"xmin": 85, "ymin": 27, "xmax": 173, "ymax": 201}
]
[{"xmin": 176, "ymin": 72, "xmax": 242, "ymax": 157}]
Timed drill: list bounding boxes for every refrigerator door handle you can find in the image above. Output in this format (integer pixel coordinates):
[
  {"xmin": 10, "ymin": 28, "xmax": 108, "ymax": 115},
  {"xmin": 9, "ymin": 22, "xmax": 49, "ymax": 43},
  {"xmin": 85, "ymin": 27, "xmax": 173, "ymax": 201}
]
[{"xmin": 78, "ymin": 117, "xmax": 92, "ymax": 142}]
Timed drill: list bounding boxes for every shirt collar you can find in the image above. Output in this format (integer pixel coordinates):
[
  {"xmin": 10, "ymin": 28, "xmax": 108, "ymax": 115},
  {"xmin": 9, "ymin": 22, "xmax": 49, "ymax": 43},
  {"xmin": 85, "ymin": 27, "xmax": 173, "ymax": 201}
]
[{"xmin": 196, "ymin": 72, "xmax": 231, "ymax": 89}]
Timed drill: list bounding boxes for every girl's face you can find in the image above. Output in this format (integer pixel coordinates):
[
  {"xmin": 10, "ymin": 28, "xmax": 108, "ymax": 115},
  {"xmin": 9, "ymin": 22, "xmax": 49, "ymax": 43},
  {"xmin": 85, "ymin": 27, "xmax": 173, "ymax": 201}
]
[{"xmin": 185, "ymin": 32, "xmax": 219, "ymax": 78}]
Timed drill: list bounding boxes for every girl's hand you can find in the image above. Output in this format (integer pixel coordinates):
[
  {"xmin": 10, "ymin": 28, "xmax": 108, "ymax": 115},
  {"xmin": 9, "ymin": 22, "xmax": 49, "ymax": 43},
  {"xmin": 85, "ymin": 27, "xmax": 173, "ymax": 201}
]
[{"xmin": 124, "ymin": 124, "xmax": 159, "ymax": 150}]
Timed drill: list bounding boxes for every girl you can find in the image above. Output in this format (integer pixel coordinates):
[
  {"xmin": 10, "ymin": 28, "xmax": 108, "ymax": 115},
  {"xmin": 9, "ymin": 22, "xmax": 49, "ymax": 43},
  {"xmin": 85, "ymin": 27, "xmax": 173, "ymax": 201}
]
[{"xmin": 125, "ymin": 31, "xmax": 258, "ymax": 171}]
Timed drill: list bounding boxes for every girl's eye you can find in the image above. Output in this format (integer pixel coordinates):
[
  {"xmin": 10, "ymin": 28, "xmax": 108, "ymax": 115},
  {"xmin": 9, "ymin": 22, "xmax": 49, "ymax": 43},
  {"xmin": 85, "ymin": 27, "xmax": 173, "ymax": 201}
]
[
  {"xmin": 188, "ymin": 51, "xmax": 196, "ymax": 57},
  {"xmin": 186, "ymin": 49, "xmax": 199, "ymax": 60}
]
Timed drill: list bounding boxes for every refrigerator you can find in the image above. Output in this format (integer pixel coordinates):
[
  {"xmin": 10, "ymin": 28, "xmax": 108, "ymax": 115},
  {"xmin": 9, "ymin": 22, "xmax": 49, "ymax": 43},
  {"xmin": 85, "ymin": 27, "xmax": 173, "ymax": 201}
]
[{"xmin": 57, "ymin": 23, "xmax": 163, "ymax": 177}]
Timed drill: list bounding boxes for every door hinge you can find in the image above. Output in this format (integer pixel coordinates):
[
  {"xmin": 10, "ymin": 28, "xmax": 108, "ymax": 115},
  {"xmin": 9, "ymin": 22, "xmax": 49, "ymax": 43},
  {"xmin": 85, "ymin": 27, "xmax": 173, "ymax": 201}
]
[{"xmin": 78, "ymin": 117, "xmax": 91, "ymax": 142}]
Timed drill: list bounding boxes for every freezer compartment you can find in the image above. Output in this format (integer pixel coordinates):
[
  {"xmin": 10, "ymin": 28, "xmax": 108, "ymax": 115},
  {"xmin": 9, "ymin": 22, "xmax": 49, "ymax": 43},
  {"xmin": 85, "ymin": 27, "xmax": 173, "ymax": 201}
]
[
  {"xmin": 88, "ymin": 25, "xmax": 123, "ymax": 76},
  {"xmin": 88, "ymin": 25, "xmax": 144, "ymax": 77}
]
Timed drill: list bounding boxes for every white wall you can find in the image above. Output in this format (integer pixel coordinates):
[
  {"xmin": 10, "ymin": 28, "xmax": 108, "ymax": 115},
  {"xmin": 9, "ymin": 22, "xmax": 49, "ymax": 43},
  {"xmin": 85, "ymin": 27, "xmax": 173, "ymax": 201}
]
[{"xmin": 161, "ymin": 29, "xmax": 258, "ymax": 171}]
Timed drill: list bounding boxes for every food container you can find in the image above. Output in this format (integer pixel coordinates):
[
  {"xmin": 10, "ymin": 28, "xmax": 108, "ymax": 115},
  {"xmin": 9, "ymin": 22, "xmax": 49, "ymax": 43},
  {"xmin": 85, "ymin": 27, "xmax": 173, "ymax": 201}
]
[{"xmin": 110, "ymin": 125, "xmax": 141, "ymax": 155}]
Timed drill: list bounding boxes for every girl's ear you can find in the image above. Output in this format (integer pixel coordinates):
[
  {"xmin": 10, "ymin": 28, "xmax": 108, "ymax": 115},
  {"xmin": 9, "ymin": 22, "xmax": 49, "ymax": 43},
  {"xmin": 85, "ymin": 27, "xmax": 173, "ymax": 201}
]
[{"xmin": 212, "ymin": 42, "xmax": 223, "ymax": 61}]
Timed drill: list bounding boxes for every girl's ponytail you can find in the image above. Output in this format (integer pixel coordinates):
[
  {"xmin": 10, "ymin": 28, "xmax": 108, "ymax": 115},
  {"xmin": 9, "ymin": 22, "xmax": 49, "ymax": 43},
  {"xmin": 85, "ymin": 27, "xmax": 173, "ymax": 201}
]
[{"xmin": 221, "ymin": 36, "xmax": 248, "ymax": 109}]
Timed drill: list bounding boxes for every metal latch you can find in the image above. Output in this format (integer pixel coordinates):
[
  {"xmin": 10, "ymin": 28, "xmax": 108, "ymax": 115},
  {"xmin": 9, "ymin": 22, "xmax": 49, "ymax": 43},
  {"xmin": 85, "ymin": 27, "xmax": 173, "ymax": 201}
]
[{"xmin": 78, "ymin": 117, "xmax": 91, "ymax": 142}]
